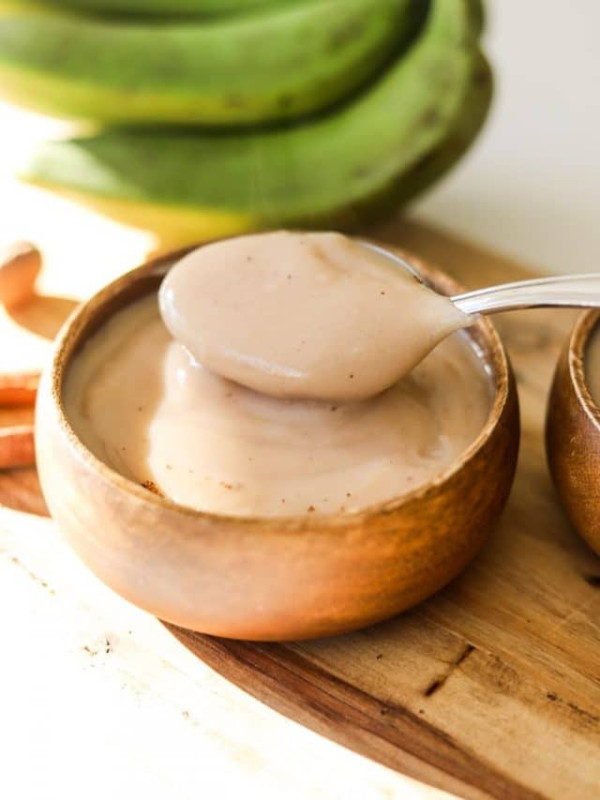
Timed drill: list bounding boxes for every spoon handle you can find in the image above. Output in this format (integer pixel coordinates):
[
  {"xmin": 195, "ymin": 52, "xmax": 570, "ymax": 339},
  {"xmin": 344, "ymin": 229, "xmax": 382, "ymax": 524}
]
[{"xmin": 453, "ymin": 274, "xmax": 600, "ymax": 315}]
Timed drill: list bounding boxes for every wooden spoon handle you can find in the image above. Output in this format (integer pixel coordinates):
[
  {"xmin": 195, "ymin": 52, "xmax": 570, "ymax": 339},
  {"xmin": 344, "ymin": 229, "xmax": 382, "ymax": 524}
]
[
  {"xmin": 0, "ymin": 242, "xmax": 41, "ymax": 309},
  {"xmin": 0, "ymin": 371, "xmax": 39, "ymax": 406},
  {"xmin": 0, "ymin": 425, "xmax": 35, "ymax": 469}
]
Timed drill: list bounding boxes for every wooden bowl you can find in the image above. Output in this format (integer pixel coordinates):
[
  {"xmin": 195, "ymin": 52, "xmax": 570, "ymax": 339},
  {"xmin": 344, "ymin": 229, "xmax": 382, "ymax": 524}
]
[
  {"xmin": 546, "ymin": 310, "xmax": 600, "ymax": 555},
  {"xmin": 35, "ymin": 245, "xmax": 520, "ymax": 641}
]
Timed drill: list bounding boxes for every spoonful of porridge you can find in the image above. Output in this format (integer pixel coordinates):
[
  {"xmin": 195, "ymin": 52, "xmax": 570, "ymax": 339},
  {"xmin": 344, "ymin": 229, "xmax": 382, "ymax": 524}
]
[{"xmin": 159, "ymin": 230, "xmax": 600, "ymax": 402}]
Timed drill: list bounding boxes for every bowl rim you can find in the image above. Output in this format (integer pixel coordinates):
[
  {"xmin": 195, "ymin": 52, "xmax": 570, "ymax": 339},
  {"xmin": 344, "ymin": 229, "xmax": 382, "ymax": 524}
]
[
  {"xmin": 43, "ymin": 239, "xmax": 514, "ymax": 530},
  {"xmin": 566, "ymin": 309, "xmax": 600, "ymax": 432}
]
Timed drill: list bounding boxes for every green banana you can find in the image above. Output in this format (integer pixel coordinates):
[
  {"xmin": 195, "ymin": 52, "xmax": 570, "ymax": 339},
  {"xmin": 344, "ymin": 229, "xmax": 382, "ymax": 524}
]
[
  {"xmin": 0, "ymin": 0, "xmax": 421, "ymax": 126},
  {"xmin": 0, "ymin": 0, "xmax": 303, "ymax": 18},
  {"xmin": 466, "ymin": 0, "xmax": 485, "ymax": 35},
  {"xmin": 22, "ymin": 0, "xmax": 481, "ymax": 245},
  {"xmin": 388, "ymin": 51, "xmax": 492, "ymax": 208}
]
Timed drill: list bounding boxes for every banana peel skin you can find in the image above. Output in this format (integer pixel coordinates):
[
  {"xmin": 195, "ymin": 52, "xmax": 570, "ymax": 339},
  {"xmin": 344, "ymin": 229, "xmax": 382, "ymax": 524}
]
[
  {"xmin": 378, "ymin": 50, "xmax": 492, "ymax": 211},
  {"xmin": 0, "ymin": 0, "xmax": 483, "ymax": 23},
  {"xmin": 466, "ymin": 0, "xmax": 485, "ymax": 35},
  {"xmin": 21, "ymin": 0, "xmax": 490, "ymax": 246},
  {"xmin": 0, "ymin": 0, "xmax": 422, "ymax": 126},
  {"xmin": 0, "ymin": 0, "xmax": 303, "ymax": 18}
]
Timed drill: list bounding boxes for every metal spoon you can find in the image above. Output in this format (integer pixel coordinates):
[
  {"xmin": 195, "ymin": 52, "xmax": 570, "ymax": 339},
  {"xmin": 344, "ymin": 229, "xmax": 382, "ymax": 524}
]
[{"xmin": 364, "ymin": 242, "xmax": 600, "ymax": 315}]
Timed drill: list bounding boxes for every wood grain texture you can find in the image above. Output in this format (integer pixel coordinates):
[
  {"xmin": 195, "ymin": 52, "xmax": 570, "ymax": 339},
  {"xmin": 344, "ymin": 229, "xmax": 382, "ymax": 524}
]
[
  {"xmin": 0, "ymin": 424, "xmax": 34, "ymax": 469},
  {"xmin": 547, "ymin": 310, "xmax": 600, "ymax": 555},
  {"xmin": 2, "ymin": 218, "xmax": 600, "ymax": 800},
  {"xmin": 0, "ymin": 370, "xmax": 39, "ymax": 405},
  {"xmin": 0, "ymin": 241, "xmax": 41, "ymax": 309}
]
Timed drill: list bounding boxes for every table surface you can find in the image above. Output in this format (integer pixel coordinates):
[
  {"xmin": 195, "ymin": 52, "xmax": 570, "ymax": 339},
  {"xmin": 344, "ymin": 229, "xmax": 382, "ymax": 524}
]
[{"xmin": 2, "ymin": 6, "xmax": 599, "ymax": 795}]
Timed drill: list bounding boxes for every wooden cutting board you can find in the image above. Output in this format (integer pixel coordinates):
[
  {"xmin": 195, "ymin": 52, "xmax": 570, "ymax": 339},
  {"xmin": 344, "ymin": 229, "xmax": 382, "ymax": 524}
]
[{"xmin": 1, "ymin": 218, "xmax": 599, "ymax": 800}]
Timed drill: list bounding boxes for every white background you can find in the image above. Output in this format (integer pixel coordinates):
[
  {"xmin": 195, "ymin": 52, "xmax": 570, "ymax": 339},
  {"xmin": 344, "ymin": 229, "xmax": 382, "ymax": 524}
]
[{"xmin": 417, "ymin": 0, "xmax": 600, "ymax": 274}]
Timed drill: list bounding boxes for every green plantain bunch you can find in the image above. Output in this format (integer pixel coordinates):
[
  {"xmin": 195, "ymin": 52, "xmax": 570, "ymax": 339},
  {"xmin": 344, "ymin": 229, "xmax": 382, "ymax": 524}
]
[{"xmin": 0, "ymin": 0, "xmax": 491, "ymax": 245}]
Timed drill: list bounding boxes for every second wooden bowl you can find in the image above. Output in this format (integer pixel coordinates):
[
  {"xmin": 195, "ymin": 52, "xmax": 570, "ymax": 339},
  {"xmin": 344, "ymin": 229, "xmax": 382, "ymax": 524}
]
[
  {"xmin": 546, "ymin": 310, "xmax": 600, "ymax": 555},
  {"xmin": 35, "ymin": 244, "xmax": 520, "ymax": 641}
]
